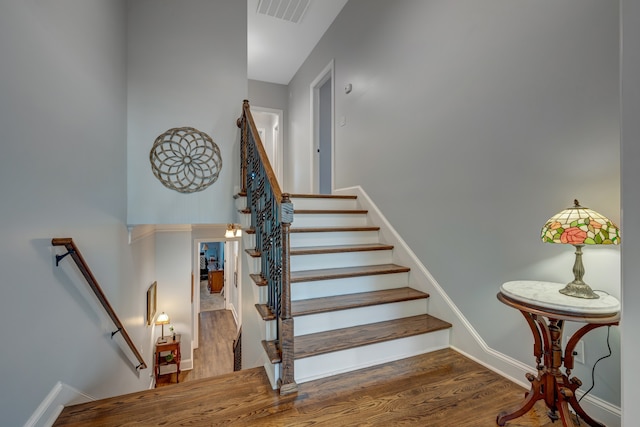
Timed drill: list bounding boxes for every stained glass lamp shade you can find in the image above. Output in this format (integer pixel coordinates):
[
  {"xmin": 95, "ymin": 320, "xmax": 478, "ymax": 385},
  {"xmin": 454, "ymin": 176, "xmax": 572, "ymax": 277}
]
[{"xmin": 541, "ymin": 199, "xmax": 620, "ymax": 299}]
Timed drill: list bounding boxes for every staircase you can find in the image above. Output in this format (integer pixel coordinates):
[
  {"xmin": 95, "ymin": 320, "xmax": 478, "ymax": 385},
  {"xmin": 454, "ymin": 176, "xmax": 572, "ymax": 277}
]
[{"xmin": 241, "ymin": 193, "xmax": 452, "ymax": 385}]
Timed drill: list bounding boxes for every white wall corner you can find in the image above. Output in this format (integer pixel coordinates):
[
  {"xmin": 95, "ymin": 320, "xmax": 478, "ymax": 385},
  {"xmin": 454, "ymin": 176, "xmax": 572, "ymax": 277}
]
[
  {"xmin": 127, "ymin": 224, "xmax": 157, "ymax": 244},
  {"xmin": 25, "ymin": 382, "xmax": 95, "ymax": 427},
  {"xmin": 334, "ymin": 185, "xmax": 621, "ymax": 427}
]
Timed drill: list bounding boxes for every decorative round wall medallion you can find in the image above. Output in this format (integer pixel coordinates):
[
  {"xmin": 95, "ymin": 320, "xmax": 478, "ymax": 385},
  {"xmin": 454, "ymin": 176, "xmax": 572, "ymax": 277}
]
[{"xmin": 149, "ymin": 127, "xmax": 222, "ymax": 193}]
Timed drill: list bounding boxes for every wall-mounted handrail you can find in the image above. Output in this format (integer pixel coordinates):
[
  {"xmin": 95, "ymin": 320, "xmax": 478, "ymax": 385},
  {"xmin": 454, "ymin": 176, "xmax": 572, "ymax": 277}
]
[
  {"xmin": 52, "ymin": 237, "xmax": 147, "ymax": 370},
  {"xmin": 237, "ymin": 100, "xmax": 296, "ymax": 394}
]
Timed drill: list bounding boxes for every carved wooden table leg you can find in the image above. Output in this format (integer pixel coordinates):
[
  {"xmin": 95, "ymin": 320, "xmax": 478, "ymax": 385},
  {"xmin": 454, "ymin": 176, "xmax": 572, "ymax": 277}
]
[
  {"xmin": 497, "ymin": 371, "xmax": 543, "ymax": 426},
  {"xmin": 496, "ymin": 283, "xmax": 620, "ymax": 427},
  {"xmin": 498, "ymin": 312, "xmax": 607, "ymax": 426}
]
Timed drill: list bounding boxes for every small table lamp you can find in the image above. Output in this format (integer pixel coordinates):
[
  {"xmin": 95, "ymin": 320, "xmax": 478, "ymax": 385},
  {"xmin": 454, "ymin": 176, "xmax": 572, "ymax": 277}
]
[
  {"xmin": 156, "ymin": 312, "xmax": 170, "ymax": 343},
  {"xmin": 541, "ymin": 199, "xmax": 620, "ymax": 299}
]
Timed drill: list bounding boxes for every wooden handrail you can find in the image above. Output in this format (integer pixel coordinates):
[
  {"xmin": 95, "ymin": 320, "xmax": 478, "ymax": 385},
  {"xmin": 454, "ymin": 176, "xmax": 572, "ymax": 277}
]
[
  {"xmin": 52, "ymin": 238, "xmax": 147, "ymax": 370},
  {"xmin": 240, "ymin": 100, "xmax": 283, "ymax": 202},
  {"xmin": 238, "ymin": 100, "xmax": 296, "ymax": 394}
]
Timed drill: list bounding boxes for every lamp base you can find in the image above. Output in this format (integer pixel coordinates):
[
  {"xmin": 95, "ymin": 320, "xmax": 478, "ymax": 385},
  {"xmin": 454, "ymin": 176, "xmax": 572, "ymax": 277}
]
[
  {"xmin": 559, "ymin": 281, "xmax": 600, "ymax": 299},
  {"xmin": 559, "ymin": 244, "xmax": 599, "ymax": 299}
]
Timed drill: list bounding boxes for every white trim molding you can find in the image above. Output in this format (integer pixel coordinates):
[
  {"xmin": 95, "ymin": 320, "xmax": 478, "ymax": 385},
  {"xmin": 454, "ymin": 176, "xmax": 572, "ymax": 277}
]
[
  {"xmin": 334, "ymin": 185, "xmax": 621, "ymax": 427},
  {"xmin": 25, "ymin": 382, "xmax": 94, "ymax": 427}
]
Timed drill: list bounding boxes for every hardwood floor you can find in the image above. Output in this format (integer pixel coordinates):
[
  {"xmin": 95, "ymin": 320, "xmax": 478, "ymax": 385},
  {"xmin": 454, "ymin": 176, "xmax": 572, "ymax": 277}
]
[
  {"xmin": 156, "ymin": 308, "xmax": 236, "ymax": 386},
  {"xmin": 55, "ymin": 348, "xmax": 578, "ymax": 426}
]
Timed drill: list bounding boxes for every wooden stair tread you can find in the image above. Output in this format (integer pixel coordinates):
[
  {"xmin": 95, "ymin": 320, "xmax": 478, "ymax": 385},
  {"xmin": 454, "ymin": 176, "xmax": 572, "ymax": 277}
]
[
  {"xmin": 291, "ymin": 243, "xmax": 393, "ymax": 256},
  {"xmin": 290, "ymin": 193, "xmax": 357, "ymax": 200},
  {"xmin": 291, "ymin": 263, "xmax": 410, "ymax": 283},
  {"xmin": 250, "ymin": 273, "xmax": 267, "ymax": 286},
  {"xmin": 292, "ymin": 288, "xmax": 429, "ymax": 316},
  {"xmin": 290, "ymin": 226, "xmax": 380, "ymax": 233},
  {"xmin": 294, "ymin": 314, "xmax": 452, "ymax": 359},
  {"xmin": 255, "ymin": 303, "xmax": 276, "ymax": 320},
  {"xmin": 294, "ymin": 209, "xmax": 368, "ymax": 214},
  {"xmin": 244, "ymin": 208, "xmax": 367, "ymax": 215},
  {"xmin": 262, "ymin": 339, "xmax": 281, "ymax": 363},
  {"xmin": 246, "ymin": 248, "xmax": 260, "ymax": 258}
]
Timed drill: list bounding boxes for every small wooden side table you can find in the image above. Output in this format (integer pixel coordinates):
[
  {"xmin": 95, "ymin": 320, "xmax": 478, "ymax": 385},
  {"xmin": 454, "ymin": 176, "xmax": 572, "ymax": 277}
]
[
  {"xmin": 496, "ymin": 281, "xmax": 619, "ymax": 427},
  {"xmin": 155, "ymin": 334, "xmax": 181, "ymax": 385}
]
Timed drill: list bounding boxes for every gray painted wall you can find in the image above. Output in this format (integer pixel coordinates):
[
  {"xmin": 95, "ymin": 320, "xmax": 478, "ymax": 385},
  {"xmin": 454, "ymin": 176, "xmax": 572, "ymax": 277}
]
[
  {"xmin": 288, "ymin": 0, "xmax": 621, "ymax": 406},
  {"xmin": 620, "ymin": 1, "xmax": 640, "ymax": 424},
  {"xmin": 0, "ymin": 1, "xmax": 154, "ymax": 424},
  {"xmin": 0, "ymin": 0, "xmax": 247, "ymax": 424},
  {"xmin": 127, "ymin": 0, "xmax": 247, "ymax": 225}
]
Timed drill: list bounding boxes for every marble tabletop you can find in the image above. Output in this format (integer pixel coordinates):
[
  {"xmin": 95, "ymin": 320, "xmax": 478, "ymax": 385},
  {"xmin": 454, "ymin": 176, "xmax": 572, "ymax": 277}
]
[{"xmin": 500, "ymin": 281, "xmax": 620, "ymax": 316}]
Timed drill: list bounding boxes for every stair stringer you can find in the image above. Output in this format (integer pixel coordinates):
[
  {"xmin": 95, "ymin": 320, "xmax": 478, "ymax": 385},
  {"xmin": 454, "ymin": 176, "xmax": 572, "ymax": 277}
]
[
  {"xmin": 333, "ymin": 186, "xmax": 523, "ymax": 377},
  {"xmin": 236, "ymin": 197, "xmax": 279, "ymax": 390}
]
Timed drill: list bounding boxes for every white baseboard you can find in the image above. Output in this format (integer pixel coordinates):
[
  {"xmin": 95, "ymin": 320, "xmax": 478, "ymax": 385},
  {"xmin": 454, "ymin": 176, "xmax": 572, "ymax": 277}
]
[
  {"xmin": 25, "ymin": 382, "xmax": 95, "ymax": 427},
  {"xmin": 335, "ymin": 185, "xmax": 621, "ymax": 427},
  {"xmin": 453, "ymin": 344, "xmax": 621, "ymax": 426}
]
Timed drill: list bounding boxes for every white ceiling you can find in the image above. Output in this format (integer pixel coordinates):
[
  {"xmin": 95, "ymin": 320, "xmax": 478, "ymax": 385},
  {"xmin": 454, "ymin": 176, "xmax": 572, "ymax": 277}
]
[{"xmin": 247, "ymin": 0, "xmax": 348, "ymax": 85}]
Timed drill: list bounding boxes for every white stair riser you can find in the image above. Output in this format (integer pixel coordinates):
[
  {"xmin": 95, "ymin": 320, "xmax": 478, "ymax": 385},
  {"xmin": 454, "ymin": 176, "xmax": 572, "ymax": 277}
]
[
  {"xmin": 235, "ymin": 196, "xmax": 247, "ymax": 211},
  {"xmin": 242, "ymin": 234, "xmax": 255, "ymax": 250},
  {"xmin": 293, "ymin": 213, "xmax": 368, "ymax": 228},
  {"xmin": 291, "ymin": 273, "xmax": 409, "ymax": 300},
  {"xmin": 294, "ymin": 300, "xmax": 427, "ymax": 336},
  {"xmin": 291, "ymin": 197, "xmax": 358, "ymax": 211},
  {"xmin": 256, "ymin": 286, "xmax": 268, "ymax": 304},
  {"xmin": 239, "ymin": 213, "xmax": 251, "ymax": 229},
  {"xmin": 246, "ymin": 276, "xmax": 268, "ymax": 305},
  {"xmin": 290, "ymin": 250, "xmax": 392, "ymax": 272},
  {"xmin": 245, "ymin": 256, "xmax": 261, "ymax": 275},
  {"xmin": 294, "ymin": 330, "xmax": 450, "ymax": 384},
  {"xmin": 290, "ymin": 230, "xmax": 379, "ymax": 247},
  {"xmin": 264, "ymin": 318, "xmax": 277, "ymax": 341}
]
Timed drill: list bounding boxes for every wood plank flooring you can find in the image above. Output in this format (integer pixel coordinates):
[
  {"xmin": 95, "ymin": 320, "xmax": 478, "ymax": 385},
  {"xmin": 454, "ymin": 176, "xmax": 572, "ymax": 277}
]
[
  {"xmin": 55, "ymin": 348, "xmax": 573, "ymax": 426},
  {"xmin": 156, "ymin": 309, "xmax": 237, "ymax": 386}
]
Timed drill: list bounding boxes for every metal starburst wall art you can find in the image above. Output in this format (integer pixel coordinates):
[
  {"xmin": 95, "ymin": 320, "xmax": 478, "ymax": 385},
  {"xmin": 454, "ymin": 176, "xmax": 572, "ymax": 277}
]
[{"xmin": 149, "ymin": 127, "xmax": 222, "ymax": 193}]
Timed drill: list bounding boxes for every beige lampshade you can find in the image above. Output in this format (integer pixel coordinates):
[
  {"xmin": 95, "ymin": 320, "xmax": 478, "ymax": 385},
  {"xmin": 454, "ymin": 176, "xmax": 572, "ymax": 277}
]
[{"xmin": 156, "ymin": 312, "xmax": 170, "ymax": 325}]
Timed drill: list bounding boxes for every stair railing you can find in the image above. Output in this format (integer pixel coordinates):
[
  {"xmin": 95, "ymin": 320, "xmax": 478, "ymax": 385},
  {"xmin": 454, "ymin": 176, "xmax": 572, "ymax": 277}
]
[
  {"xmin": 52, "ymin": 238, "xmax": 147, "ymax": 371},
  {"xmin": 237, "ymin": 100, "xmax": 297, "ymax": 394}
]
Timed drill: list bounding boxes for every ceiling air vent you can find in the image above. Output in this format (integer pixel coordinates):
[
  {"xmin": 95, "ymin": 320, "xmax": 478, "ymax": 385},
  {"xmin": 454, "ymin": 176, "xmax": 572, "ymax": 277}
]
[{"xmin": 257, "ymin": 0, "xmax": 311, "ymax": 24}]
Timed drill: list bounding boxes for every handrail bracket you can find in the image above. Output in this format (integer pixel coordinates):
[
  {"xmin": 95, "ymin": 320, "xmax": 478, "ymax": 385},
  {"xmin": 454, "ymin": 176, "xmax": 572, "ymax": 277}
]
[{"xmin": 55, "ymin": 249, "xmax": 75, "ymax": 266}]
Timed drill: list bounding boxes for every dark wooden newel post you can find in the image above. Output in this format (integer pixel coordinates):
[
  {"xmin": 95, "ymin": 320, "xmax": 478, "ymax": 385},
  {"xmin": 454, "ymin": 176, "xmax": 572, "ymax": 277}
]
[{"xmin": 278, "ymin": 193, "xmax": 297, "ymax": 395}]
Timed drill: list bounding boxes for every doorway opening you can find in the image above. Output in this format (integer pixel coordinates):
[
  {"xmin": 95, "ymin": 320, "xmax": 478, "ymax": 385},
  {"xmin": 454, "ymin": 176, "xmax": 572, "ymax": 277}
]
[
  {"xmin": 252, "ymin": 106, "xmax": 284, "ymax": 185},
  {"xmin": 311, "ymin": 60, "xmax": 334, "ymax": 194},
  {"xmin": 198, "ymin": 241, "xmax": 225, "ymax": 312},
  {"xmin": 192, "ymin": 237, "xmax": 241, "ymax": 350}
]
